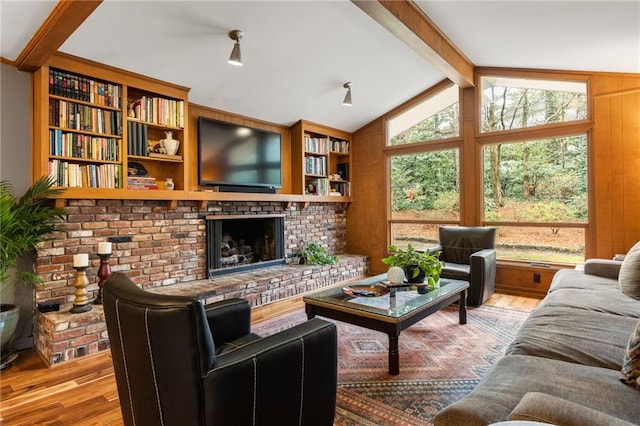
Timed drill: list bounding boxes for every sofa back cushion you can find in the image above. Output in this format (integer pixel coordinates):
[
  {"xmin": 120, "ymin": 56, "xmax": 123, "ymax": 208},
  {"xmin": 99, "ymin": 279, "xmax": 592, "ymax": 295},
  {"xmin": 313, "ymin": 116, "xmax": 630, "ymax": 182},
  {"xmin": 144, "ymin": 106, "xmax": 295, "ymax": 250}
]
[{"xmin": 619, "ymin": 241, "xmax": 640, "ymax": 300}]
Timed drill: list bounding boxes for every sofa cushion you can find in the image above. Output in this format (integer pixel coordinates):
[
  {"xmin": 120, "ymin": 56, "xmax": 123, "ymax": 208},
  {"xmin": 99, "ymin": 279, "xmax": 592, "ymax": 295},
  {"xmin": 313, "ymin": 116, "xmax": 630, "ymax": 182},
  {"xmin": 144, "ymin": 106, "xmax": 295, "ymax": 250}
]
[
  {"xmin": 507, "ymin": 306, "xmax": 638, "ymax": 369},
  {"xmin": 620, "ymin": 319, "xmax": 640, "ymax": 390},
  {"xmin": 619, "ymin": 241, "xmax": 640, "ymax": 300},
  {"xmin": 539, "ymin": 286, "xmax": 640, "ymax": 318},
  {"xmin": 510, "ymin": 392, "xmax": 637, "ymax": 426},
  {"xmin": 433, "ymin": 355, "xmax": 640, "ymax": 426},
  {"xmin": 548, "ymin": 268, "xmax": 618, "ymax": 293}
]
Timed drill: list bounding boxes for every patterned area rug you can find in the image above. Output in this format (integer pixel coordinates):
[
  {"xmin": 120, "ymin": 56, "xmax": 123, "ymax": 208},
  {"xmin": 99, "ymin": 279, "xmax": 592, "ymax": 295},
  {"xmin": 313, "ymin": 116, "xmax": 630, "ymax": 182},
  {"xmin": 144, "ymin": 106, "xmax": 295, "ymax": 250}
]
[{"xmin": 253, "ymin": 304, "xmax": 529, "ymax": 426}]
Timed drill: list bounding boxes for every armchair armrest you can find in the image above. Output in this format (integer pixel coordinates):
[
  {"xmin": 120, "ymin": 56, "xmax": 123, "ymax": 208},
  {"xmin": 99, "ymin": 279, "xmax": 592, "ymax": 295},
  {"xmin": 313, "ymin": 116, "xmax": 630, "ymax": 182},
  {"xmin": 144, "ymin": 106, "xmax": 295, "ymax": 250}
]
[
  {"xmin": 203, "ymin": 318, "xmax": 338, "ymax": 425},
  {"xmin": 204, "ymin": 298, "xmax": 251, "ymax": 347},
  {"xmin": 469, "ymin": 248, "xmax": 496, "ymax": 302},
  {"xmin": 510, "ymin": 392, "xmax": 636, "ymax": 426},
  {"xmin": 428, "ymin": 245, "xmax": 443, "ymax": 255},
  {"xmin": 583, "ymin": 258, "xmax": 623, "ymax": 279}
]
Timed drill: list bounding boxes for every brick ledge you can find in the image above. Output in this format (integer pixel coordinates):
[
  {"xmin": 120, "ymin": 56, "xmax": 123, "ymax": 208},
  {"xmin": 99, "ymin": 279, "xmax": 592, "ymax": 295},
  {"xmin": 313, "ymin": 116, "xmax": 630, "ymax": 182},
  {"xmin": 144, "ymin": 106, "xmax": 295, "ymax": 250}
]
[{"xmin": 35, "ymin": 254, "xmax": 369, "ymax": 366}]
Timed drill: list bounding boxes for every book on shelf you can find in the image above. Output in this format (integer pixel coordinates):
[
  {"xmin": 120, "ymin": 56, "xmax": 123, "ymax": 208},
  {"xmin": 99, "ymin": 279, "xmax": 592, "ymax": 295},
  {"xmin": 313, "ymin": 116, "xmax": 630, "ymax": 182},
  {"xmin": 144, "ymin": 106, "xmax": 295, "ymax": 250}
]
[
  {"xmin": 130, "ymin": 96, "xmax": 185, "ymax": 128},
  {"xmin": 304, "ymin": 134, "xmax": 331, "ymax": 154},
  {"xmin": 127, "ymin": 176, "xmax": 158, "ymax": 190},
  {"xmin": 127, "ymin": 121, "xmax": 148, "ymax": 156},
  {"xmin": 49, "ymin": 69, "xmax": 122, "ymax": 108},
  {"xmin": 330, "ymin": 138, "xmax": 349, "ymax": 153},
  {"xmin": 49, "ymin": 159, "xmax": 122, "ymax": 188}
]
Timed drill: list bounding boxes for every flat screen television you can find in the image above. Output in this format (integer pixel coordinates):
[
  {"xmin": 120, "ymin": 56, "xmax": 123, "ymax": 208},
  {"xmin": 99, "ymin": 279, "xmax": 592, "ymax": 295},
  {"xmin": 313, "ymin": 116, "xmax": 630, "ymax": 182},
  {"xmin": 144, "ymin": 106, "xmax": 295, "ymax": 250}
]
[{"xmin": 198, "ymin": 117, "xmax": 282, "ymax": 191}]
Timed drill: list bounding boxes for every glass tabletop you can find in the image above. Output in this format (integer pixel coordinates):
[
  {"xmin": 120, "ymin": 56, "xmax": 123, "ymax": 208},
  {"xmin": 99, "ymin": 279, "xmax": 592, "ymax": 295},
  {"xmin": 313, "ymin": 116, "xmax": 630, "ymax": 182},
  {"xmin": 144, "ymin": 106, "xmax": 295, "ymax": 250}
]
[{"xmin": 303, "ymin": 274, "xmax": 468, "ymax": 319}]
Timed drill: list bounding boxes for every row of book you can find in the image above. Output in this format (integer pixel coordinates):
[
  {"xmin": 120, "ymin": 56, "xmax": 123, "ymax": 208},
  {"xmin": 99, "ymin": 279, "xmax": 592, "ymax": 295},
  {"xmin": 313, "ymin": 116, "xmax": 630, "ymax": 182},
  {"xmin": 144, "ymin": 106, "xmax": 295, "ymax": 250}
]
[
  {"xmin": 304, "ymin": 135, "xmax": 330, "ymax": 154},
  {"xmin": 306, "ymin": 178, "xmax": 330, "ymax": 196},
  {"xmin": 130, "ymin": 96, "xmax": 184, "ymax": 128},
  {"xmin": 330, "ymin": 182, "xmax": 351, "ymax": 197},
  {"xmin": 49, "ymin": 130, "xmax": 120, "ymax": 161},
  {"xmin": 304, "ymin": 135, "xmax": 350, "ymax": 155},
  {"xmin": 305, "ymin": 155, "xmax": 327, "ymax": 176},
  {"xmin": 49, "ymin": 99, "xmax": 122, "ymax": 136},
  {"xmin": 49, "ymin": 159, "xmax": 122, "ymax": 188},
  {"xmin": 49, "ymin": 69, "xmax": 121, "ymax": 108},
  {"xmin": 330, "ymin": 138, "xmax": 350, "ymax": 154},
  {"xmin": 127, "ymin": 176, "xmax": 158, "ymax": 190},
  {"xmin": 127, "ymin": 121, "xmax": 148, "ymax": 156}
]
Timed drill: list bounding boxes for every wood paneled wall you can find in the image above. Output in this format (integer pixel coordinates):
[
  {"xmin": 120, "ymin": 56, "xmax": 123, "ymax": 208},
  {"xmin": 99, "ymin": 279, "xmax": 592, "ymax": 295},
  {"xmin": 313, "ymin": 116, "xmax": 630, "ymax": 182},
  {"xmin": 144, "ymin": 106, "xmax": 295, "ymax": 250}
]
[
  {"xmin": 590, "ymin": 74, "xmax": 640, "ymax": 258},
  {"xmin": 187, "ymin": 104, "xmax": 292, "ymax": 194},
  {"xmin": 350, "ymin": 71, "xmax": 640, "ymax": 284}
]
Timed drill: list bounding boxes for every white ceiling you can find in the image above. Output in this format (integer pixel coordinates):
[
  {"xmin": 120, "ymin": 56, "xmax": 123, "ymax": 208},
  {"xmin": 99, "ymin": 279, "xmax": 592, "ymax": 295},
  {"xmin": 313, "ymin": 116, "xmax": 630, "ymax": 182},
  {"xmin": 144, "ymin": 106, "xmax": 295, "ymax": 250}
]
[{"xmin": 1, "ymin": 1, "xmax": 639, "ymax": 133}]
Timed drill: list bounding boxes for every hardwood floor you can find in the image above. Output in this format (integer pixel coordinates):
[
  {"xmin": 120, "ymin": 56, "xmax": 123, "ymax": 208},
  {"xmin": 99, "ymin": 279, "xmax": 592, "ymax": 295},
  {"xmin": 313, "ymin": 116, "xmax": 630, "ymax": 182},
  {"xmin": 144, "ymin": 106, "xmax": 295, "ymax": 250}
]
[{"xmin": 0, "ymin": 293, "xmax": 540, "ymax": 425}]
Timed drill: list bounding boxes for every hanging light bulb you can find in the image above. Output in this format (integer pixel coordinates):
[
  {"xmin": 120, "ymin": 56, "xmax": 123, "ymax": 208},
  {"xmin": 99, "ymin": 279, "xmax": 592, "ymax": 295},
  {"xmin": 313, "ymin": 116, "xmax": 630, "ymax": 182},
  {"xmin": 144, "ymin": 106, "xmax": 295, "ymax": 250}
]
[
  {"xmin": 228, "ymin": 30, "xmax": 243, "ymax": 66},
  {"xmin": 342, "ymin": 82, "xmax": 352, "ymax": 106}
]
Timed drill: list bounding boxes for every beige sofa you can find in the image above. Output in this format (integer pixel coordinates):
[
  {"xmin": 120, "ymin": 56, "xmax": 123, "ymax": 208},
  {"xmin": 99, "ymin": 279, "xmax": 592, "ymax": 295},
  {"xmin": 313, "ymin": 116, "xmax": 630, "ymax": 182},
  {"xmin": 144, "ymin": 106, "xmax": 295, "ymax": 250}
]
[{"xmin": 434, "ymin": 254, "xmax": 640, "ymax": 426}]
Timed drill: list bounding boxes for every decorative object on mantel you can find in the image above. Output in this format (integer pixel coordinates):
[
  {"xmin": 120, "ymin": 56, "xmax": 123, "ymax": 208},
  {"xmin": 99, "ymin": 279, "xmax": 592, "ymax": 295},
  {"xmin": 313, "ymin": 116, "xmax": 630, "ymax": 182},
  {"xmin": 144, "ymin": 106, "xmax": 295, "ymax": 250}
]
[
  {"xmin": 160, "ymin": 131, "xmax": 180, "ymax": 156},
  {"xmin": 70, "ymin": 253, "xmax": 91, "ymax": 313},
  {"xmin": 93, "ymin": 242, "xmax": 112, "ymax": 305},
  {"xmin": 381, "ymin": 244, "xmax": 444, "ymax": 292},
  {"xmin": 164, "ymin": 177, "xmax": 175, "ymax": 190},
  {"xmin": 0, "ymin": 176, "xmax": 66, "ymax": 369}
]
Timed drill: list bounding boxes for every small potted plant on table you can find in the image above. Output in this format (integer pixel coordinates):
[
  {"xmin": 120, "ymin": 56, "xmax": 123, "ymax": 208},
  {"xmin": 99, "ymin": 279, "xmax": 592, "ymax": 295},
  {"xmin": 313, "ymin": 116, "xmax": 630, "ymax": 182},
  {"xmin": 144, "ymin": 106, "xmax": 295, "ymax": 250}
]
[{"xmin": 381, "ymin": 244, "xmax": 444, "ymax": 292}]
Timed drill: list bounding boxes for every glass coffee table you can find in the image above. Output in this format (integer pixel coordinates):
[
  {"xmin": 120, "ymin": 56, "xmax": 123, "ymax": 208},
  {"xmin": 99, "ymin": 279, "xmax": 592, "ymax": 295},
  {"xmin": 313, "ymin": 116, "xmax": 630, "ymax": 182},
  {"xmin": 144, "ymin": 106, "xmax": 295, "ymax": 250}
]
[{"xmin": 303, "ymin": 274, "xmax": 469, "ymax": 375}]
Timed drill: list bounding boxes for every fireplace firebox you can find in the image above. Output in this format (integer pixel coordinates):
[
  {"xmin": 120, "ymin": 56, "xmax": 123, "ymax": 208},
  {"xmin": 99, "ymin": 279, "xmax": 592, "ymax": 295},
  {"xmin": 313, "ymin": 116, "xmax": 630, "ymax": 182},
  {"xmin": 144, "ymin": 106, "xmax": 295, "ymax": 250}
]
[{"xmin": 205, "ymin": 215, "xmax": 285, "ymax": 277}]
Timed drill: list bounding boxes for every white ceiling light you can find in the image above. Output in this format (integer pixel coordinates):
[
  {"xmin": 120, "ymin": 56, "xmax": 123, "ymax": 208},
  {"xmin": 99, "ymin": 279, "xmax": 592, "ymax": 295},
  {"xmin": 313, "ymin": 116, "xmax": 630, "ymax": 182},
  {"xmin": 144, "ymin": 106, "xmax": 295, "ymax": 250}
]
[
  {"xmin": 342, "ymin": 82, "xmax": 352, "ymax": 106},
  {"xmin": 228, "ymin": 30, "xmax": 243, "ymax": 66}
]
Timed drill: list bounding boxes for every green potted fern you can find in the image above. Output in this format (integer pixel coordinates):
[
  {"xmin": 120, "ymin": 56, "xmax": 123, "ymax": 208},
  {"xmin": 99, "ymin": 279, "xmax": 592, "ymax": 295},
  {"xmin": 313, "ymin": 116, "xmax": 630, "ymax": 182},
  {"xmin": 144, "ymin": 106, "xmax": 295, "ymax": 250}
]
[
  {"xmin": 381, "ymin": 243, "xmax": 444, "ymax": 288},
  {"xmin": 0, "ymin": 176, "xmax": 66, "ymax": 368},
  {"xmin": 298, "ymin": 241, "xmax": 338, "ymax": 265}
]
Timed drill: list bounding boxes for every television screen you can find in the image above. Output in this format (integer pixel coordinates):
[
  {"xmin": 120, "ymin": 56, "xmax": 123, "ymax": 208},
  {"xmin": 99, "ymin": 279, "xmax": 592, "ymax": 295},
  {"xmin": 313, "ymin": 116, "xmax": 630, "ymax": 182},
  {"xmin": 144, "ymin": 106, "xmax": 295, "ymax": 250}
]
[{"xmin": 198, "ymin": 117, "xmax": 282, "ymax": 189}]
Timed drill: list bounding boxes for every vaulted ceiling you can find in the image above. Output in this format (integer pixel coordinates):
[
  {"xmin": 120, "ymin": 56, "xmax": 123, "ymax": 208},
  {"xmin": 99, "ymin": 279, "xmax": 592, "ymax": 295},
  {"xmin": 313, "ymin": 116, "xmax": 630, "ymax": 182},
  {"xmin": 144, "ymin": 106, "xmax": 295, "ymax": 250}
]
[{"xmin": 1, "ymin": 1, "xmax": 638, "ymax": 132}]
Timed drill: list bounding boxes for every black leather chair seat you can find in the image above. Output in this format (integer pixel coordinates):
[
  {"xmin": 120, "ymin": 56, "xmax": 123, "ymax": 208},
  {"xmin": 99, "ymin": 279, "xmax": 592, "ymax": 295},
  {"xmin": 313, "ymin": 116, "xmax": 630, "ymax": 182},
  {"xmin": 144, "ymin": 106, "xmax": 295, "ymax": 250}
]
[{"xmin": 441, "ymin": 262, "xmax": 471, "ymax": 281}]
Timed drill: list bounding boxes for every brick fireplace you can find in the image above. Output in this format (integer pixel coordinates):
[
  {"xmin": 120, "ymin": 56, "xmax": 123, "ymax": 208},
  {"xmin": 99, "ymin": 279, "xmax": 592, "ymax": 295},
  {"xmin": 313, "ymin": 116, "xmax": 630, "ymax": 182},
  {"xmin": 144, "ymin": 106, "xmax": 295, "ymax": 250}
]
[
  {"xmin": 32, "ymin": 199, "xmax": 368, "ymax": 365},
  {"xmin": 206, "ymin": 214, "xmax": 285, "ymax": 277}
]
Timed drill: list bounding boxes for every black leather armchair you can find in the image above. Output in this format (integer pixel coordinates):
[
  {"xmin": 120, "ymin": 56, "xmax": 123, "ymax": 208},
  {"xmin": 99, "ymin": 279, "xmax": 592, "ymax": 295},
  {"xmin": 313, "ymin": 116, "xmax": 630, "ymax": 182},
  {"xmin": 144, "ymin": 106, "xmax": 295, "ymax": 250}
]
[
  {"xmin": 103, "ymin": 272, "xmax": 338, "ymax": 426},
  {"xmin": 432, "ymin": 226, "xmax": 497, "ymax": 306}
]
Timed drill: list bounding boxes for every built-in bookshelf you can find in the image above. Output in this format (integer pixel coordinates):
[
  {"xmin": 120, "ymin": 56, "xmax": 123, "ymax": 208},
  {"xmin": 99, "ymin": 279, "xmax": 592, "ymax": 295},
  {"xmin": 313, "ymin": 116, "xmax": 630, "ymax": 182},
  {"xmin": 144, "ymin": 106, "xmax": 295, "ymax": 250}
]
[
  {"xmin": 33, "ymin": 53, "xmax": 190, "ymax": 200},
  {"xmin": 291, "ymin": 120, "xmax": 352, "ymax": 198},
  {"xmin": 46, "ymin": 68, "xmax": 123, "ymax": 189}
]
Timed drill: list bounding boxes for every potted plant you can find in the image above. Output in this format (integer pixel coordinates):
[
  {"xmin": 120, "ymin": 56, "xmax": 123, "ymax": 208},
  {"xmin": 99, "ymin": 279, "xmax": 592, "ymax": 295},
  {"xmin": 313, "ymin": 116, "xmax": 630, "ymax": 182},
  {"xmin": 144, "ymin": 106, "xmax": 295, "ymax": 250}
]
[
  {"xmin": 381, "ymin": 243, "xmax": 444, "ymax": 289},
  {"xmin": 0, "ymin": 176, "xmax": 66, "ymax": 368},
  {"xmin": 298, "ymin": 241, "xmax": 338, "ymax": 265}
]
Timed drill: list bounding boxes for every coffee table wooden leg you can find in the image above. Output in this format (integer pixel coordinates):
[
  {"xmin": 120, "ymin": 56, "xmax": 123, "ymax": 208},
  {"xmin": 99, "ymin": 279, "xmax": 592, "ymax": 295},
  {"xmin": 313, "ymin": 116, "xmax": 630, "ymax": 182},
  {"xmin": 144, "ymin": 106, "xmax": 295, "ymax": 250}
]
[
  {"xmin": 459, "ymin": 289, "xmax": 467, "ymax": 324},
  {"xmin": 388, "ymin": 334, "xmax": 400, "ymax": 375}
]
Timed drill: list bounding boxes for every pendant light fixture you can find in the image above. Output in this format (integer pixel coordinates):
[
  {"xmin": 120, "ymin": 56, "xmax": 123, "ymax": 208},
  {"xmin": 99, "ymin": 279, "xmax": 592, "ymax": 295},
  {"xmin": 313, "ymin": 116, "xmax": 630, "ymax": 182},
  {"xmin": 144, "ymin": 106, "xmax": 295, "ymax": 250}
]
[
  {"xmin": 342, "ymin": 82, "xmax": 352, "ymax": 106},
  {"xmin": 228, "ymin": 30, "xmax": 243, "ymax": 66}
]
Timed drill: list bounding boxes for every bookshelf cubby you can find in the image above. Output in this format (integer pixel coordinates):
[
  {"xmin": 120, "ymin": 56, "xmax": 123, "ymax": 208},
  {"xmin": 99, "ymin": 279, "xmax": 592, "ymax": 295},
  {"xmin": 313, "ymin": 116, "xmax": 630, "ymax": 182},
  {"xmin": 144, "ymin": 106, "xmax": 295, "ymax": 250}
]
[
  {"xmin": 291, "ymin": 120, "xmax": 352, "ymax": 199},
  {"xmin": 33, "ymin": 53, "xmax": 190, "ymax": 199}
]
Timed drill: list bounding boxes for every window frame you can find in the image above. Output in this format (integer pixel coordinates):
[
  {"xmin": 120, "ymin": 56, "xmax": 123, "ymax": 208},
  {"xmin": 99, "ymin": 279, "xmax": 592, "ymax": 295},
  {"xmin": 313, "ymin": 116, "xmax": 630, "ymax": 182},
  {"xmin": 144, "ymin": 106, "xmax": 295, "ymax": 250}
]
[
  {"xmin": 384, "ymin": 81, "xmax": 464, "ymax": 249},
  {"xmin": 475, "ymin": 69, "xmax": 593, "ymax": 264}
]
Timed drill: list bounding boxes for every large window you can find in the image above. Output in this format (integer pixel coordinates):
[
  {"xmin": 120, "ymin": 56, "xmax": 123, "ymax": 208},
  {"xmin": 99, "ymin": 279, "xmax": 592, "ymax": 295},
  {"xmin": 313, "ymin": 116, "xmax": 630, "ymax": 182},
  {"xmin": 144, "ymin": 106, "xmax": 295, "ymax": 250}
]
[
  {"xmin": 482, "ymin": 135, "xmax": 588, "ymax": 262},
  {"xmin": 387, "ymin": 84, "xmax": 461, "ymax": 250},
  {"xmin": 480, "ymin": 76, "xmax": 587, "ymax": 133},
  {"xmin": 480, "ymin": 75, "xmax": 589, "ymax": 263},
  {"xmin": 387, "ymin": 84, "xmax": 459, "ymax": 146}
]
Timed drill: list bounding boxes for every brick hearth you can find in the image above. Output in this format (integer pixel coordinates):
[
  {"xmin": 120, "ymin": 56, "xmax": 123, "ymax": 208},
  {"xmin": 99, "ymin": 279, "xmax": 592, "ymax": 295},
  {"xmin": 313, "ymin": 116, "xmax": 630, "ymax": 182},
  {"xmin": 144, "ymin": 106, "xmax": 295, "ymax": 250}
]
[{"xmin": 32, "ymin": 198, "xmax": 367, "ymax": 366}]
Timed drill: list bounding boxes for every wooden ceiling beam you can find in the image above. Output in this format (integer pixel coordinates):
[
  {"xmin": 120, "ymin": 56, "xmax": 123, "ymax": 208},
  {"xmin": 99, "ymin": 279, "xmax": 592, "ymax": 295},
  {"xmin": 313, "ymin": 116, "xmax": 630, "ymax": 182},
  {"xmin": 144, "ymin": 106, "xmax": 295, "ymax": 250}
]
[
  {"xmin": 14, "ymin": 0, "xmax": 102, "ymax": 72},
  {"xmin": 352, "ymin": 0, "xmax": 475, "ymax": 88}
]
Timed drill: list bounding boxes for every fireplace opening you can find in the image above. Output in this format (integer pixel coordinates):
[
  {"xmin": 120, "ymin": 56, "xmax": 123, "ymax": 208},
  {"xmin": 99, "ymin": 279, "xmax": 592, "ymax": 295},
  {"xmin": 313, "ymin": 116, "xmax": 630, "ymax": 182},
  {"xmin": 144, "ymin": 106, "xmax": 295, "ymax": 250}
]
[{"xmin": 206, "ymin": 215, "xmax": 285, "ymax": 277}]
